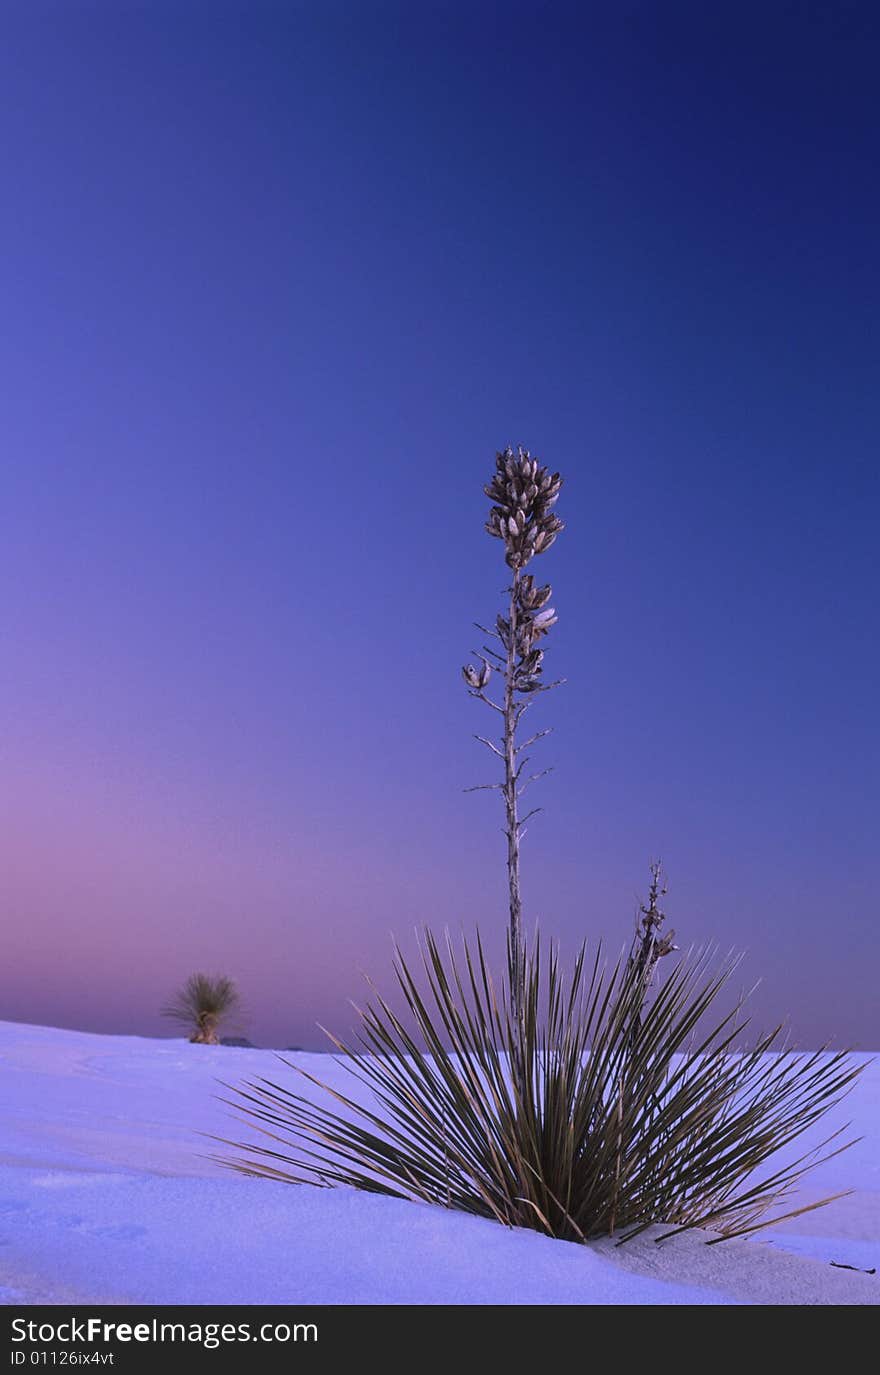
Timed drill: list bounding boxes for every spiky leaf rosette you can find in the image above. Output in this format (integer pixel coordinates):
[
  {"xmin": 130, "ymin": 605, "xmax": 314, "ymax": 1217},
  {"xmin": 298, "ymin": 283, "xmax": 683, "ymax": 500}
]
[
  {"xmin": 162, "ymin": 973, "xmax": 240, "ymax": 1030},
  {"xmin": 218, "ymin": 934, "xmax": 860, "ymax": 1243}
]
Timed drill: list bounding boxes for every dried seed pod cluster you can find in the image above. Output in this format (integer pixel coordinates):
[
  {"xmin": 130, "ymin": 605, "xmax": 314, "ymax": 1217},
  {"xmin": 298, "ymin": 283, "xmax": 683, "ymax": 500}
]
[
  {"xmin": 485, "ymin": 447, "xmax": 564, "ymax": 571},
  {"xmin": 492, "ymin": 567, "xmax": 558, "ymax": 699},
  {"xmin": 634, "ymin": 863, "xmax": 678, "ymax": 978},
  {"xmin": 463, "ymin": 448, "xmax": 564, "ymax": 698}
]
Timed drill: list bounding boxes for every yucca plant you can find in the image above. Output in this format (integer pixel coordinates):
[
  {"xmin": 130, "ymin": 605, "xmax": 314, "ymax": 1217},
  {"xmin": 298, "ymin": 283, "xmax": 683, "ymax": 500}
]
[
  {"xmin": 163, "ymin": 972, "xmax": 241, "ymax": 1045},
  {"xmin": 220, "ymin": 928, "xmax": 859, "ymax": 1241}
]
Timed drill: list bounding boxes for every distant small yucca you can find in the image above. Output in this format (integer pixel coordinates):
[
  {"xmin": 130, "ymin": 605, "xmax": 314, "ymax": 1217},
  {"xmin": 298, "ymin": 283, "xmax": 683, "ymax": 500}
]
[{"xmin": 163, "ymin": 973, "xmax": 240, "ymax": 1045}]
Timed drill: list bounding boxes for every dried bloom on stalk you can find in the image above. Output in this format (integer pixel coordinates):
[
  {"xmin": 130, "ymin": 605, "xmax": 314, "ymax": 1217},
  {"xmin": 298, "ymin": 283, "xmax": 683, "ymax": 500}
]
[
  {"xmin": 461, "ymin": 661, "xmax": 491, "ymax": 690},
  {"xmin": 631, "ymin": 862, "xmax": 678, "ymax": 990},
  {"xmin": 484, "ymin": 447, "xmax": 564, "ymax": 570}
]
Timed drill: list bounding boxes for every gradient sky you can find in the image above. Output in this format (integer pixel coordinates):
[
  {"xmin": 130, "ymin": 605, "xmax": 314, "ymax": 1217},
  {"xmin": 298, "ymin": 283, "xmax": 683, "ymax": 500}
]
[{"xmin": 1, "ymin": 2, "xmax": 877, "ymax": 1049}]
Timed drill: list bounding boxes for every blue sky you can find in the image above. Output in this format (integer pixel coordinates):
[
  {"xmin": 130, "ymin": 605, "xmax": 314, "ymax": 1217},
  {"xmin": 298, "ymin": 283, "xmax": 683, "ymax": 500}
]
[{"xmin": 1, "ymin": 2, "xmax": 877, "ymax": 1046}]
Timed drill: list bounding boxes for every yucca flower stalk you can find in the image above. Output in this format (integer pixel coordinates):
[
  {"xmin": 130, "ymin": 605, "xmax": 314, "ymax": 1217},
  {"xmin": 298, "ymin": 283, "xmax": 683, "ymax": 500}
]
[
  {"xmin": 610, "ymin": 863, "xmax": 678, "ymax": 1232},
  {"xmin": 462, "ymin": 447, "xmax": 564, "ymax": 1021}
]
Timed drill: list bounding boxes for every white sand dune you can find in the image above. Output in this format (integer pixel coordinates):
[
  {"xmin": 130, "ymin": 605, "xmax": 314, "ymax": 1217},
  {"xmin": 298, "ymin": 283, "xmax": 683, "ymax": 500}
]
[{"xmin": 0, "ymin": 1021, "xmax": 876, "ymax": 1305}]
